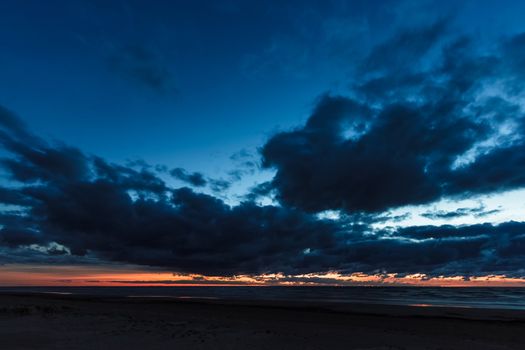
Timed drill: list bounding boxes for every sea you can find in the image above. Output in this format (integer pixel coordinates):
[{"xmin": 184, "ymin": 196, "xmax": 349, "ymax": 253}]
[{"xmin": 1, "ymin": 286, "xmax": 525, "ymax": 310}]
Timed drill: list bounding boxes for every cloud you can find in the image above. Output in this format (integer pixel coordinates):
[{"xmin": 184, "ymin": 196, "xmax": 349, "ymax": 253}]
[
  {"xmin": 421, "ymin": 205, "xmax": 501, "ymax": 220},
  {"xmin": 360, "ymin": 19, "xmax": 448, "ymax": 75},
  {"xmin": 228, "ymin": 148, "xmax": 258, "ymax": 181},
  {"xmin": 0, "ymin": 228, "xmax": 44, "ymax": 248},
  {"xmin": 2, "ymin": 103, "xmax": 525, "ymax": 278},
  {"xmin": 169, "ymin": 168, "xmax": 207, "ymax": 187},
  {"xmin": 261, "ymin": 24, "xmax": 525, "ymax": 213},
  {"xmin": 208, "ymin": 179, "xmax": 231, "ymax": 192},
  {"xmin": 2, "ymin": 24, "xmax": 525, "ymax": 279},
  {"xmin": 108, "ymin": 44, "xmax": 174, "ymax": 93},
  {"xmin": 167, "ymin": 149, "xmax": 261, "ymax": 193},
  {"xmin": 1, "ymin": 106, "xmax": 525, "ymax": 277},
  {"xmin": 238, "ymin": 0, "xmax": 423, "ymax": 80},
  {"xmin": 169, "ymin": 168, "xmax": 233, "ymax": 192},
  {"xmin": 0, "ymin": 107, "xmax": 347, "ymax": 275}
]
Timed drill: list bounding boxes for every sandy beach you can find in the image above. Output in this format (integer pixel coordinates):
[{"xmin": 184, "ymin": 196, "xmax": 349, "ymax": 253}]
[{"xmin": 0, "ymin": 293, "xmax": 524, "ymax": 349}]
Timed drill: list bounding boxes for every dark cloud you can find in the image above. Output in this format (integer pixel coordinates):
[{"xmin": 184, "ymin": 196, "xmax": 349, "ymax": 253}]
[
  {"xmin": 208, "ymin": 178, "xmax": 231, "ymax": 192},
  {"xmin": 261, "ymin": 25, "xmax": 525, "ymax": 213},
  {"xmin": 0, "ymin": 106, "xmax": 37, "ymax": 143},
  {"xmin": 360, "ymin": 19, "xmax": 448, "ymax": 75},
  {"xmin": 0, "ymin": 228, "xmax": 44, "ymax": 248},
  {"xmin": 1, "ymin": 107, "xmax": 525, "ymax": 277},
  {"xmin": 314, "ymin": 221, "xmax": 525, "ymax": 278},
  {"xmin": 216, "ymin": 149, "xmax": 259, "ymax": 185},
  {"xmin": 244, "ymin": 181, "xmax": 274, "ymax": 202},
  {"xmin": 372, "ymin": 212, "xmax": 412, "ymax": 223},
  {"xmin": 168, "ymin": 149, "xmax": 260, "ymax": 192},
  {"xmin": 501, "ymin": 32, "xmax": 525, "ymax": 84},
  {"xmin": 2, "ymin": 24, "xmax": 525, "ymax": 279},
  {"xmin": 0, "ymin": 187, "xmax": 34, "ymax": 206},
  {"xmin": 422, "ymin": 205, "xmax": 501, "ymax": 220},
  {"xmin": 169, "ymin": 167, "xmax": 207, "ymax": 187},
  {"xmin": 108, "ymin": 44, "xmax": 174, "ymax": 93},
  {"xmin": 169, "ymin": 167, "xmax": 233, "ymax": 193},
  {"xmin": 0, "ymin": 106, "xmax": 346, "ymax": 275}
]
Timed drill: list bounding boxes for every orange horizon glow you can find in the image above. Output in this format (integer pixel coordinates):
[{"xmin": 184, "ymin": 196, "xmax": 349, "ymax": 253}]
[{"xmin": 1, "ymin": 264, "xmax": 525, "ymax": 287}]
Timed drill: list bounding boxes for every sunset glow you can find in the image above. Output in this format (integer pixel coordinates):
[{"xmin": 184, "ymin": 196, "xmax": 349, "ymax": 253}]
[{"xmin": 2, "ymin": 265, "xmax": 525, "ymax": 287}]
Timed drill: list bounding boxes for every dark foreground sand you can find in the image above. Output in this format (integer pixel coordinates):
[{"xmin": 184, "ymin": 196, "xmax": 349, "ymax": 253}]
[{"xmin": 1, "ymin": 293, "xmax": 524, "ymax": 349}]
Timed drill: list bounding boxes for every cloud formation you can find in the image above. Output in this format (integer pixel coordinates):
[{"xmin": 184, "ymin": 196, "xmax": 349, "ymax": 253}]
[
  {"xmin": 0, "ymin": 106, "xmax": 346, "ymax": 275},
  {"xmin": 261, "ymin": 24, "xmax": 525, "ymax": 213},
  {"xmin": 2, "ymin": 23, "xmax": 525, "ymax": 280},
  {"xmin": 421, "ymin": 205, "xmax": 501, "ymax": 220},
  {"xmin": 108, "ymin": 44, "xmax": 174, "ymax": 93},
  {"xmin": 169, "ymin": 168, "xmax": 207, "ymax": 187}
]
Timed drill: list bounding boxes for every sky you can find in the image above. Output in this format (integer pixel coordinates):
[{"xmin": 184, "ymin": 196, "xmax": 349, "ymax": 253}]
[{"xmin": 1, "ymin": 0, "xmax": 525, "ymax": 286}]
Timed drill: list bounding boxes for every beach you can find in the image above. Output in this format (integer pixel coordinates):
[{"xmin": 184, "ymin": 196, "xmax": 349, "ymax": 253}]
[{"xmin": 0, "ymin": 293, "xmax": 524, "ymax": 349}]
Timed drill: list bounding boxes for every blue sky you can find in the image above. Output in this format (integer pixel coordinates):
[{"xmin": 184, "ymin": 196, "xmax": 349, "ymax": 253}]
[{"xmin": 2, "ymin": 0, "xmax": 523, "ymax": 172}]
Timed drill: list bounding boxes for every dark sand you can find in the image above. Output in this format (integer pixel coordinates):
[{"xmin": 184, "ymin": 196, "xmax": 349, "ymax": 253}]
[{"xmin": 1, "ymin": 293, "xmax": 524, "ymax": 349}]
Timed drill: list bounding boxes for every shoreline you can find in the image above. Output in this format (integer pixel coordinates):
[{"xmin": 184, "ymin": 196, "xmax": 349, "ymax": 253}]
[
  {"xmin": 3, "ymin": 285, "xmax": 525, "ymax": 313},
  {"xmin": 2, "ymin": 290, "xmax": 525, "ymax": 321},
  {"xmin": 1, "ymin": 293, "xmax": 525, "ymax": 349}
]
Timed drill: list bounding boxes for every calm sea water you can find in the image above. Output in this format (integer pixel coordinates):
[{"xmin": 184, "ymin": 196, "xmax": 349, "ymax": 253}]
[{"xmin": 2, "ymin": 286, "xmax": 525, "ymax": 310}]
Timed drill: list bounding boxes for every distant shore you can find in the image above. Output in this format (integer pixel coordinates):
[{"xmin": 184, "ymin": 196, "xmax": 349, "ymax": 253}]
[{"xmin": 1, "ymin": 293, "xmax": 524, "ymax": 349}]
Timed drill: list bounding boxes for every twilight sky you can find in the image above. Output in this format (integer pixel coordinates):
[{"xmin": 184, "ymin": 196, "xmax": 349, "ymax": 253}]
[{"xmin": 1, "ymin": 0, "xmax": 525, "ymax": 286}]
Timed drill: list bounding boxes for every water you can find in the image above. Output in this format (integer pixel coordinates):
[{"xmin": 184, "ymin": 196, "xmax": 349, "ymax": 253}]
[{"xmin": 1, "ymin": 286, "xmax": 525, "ymax": 310}]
